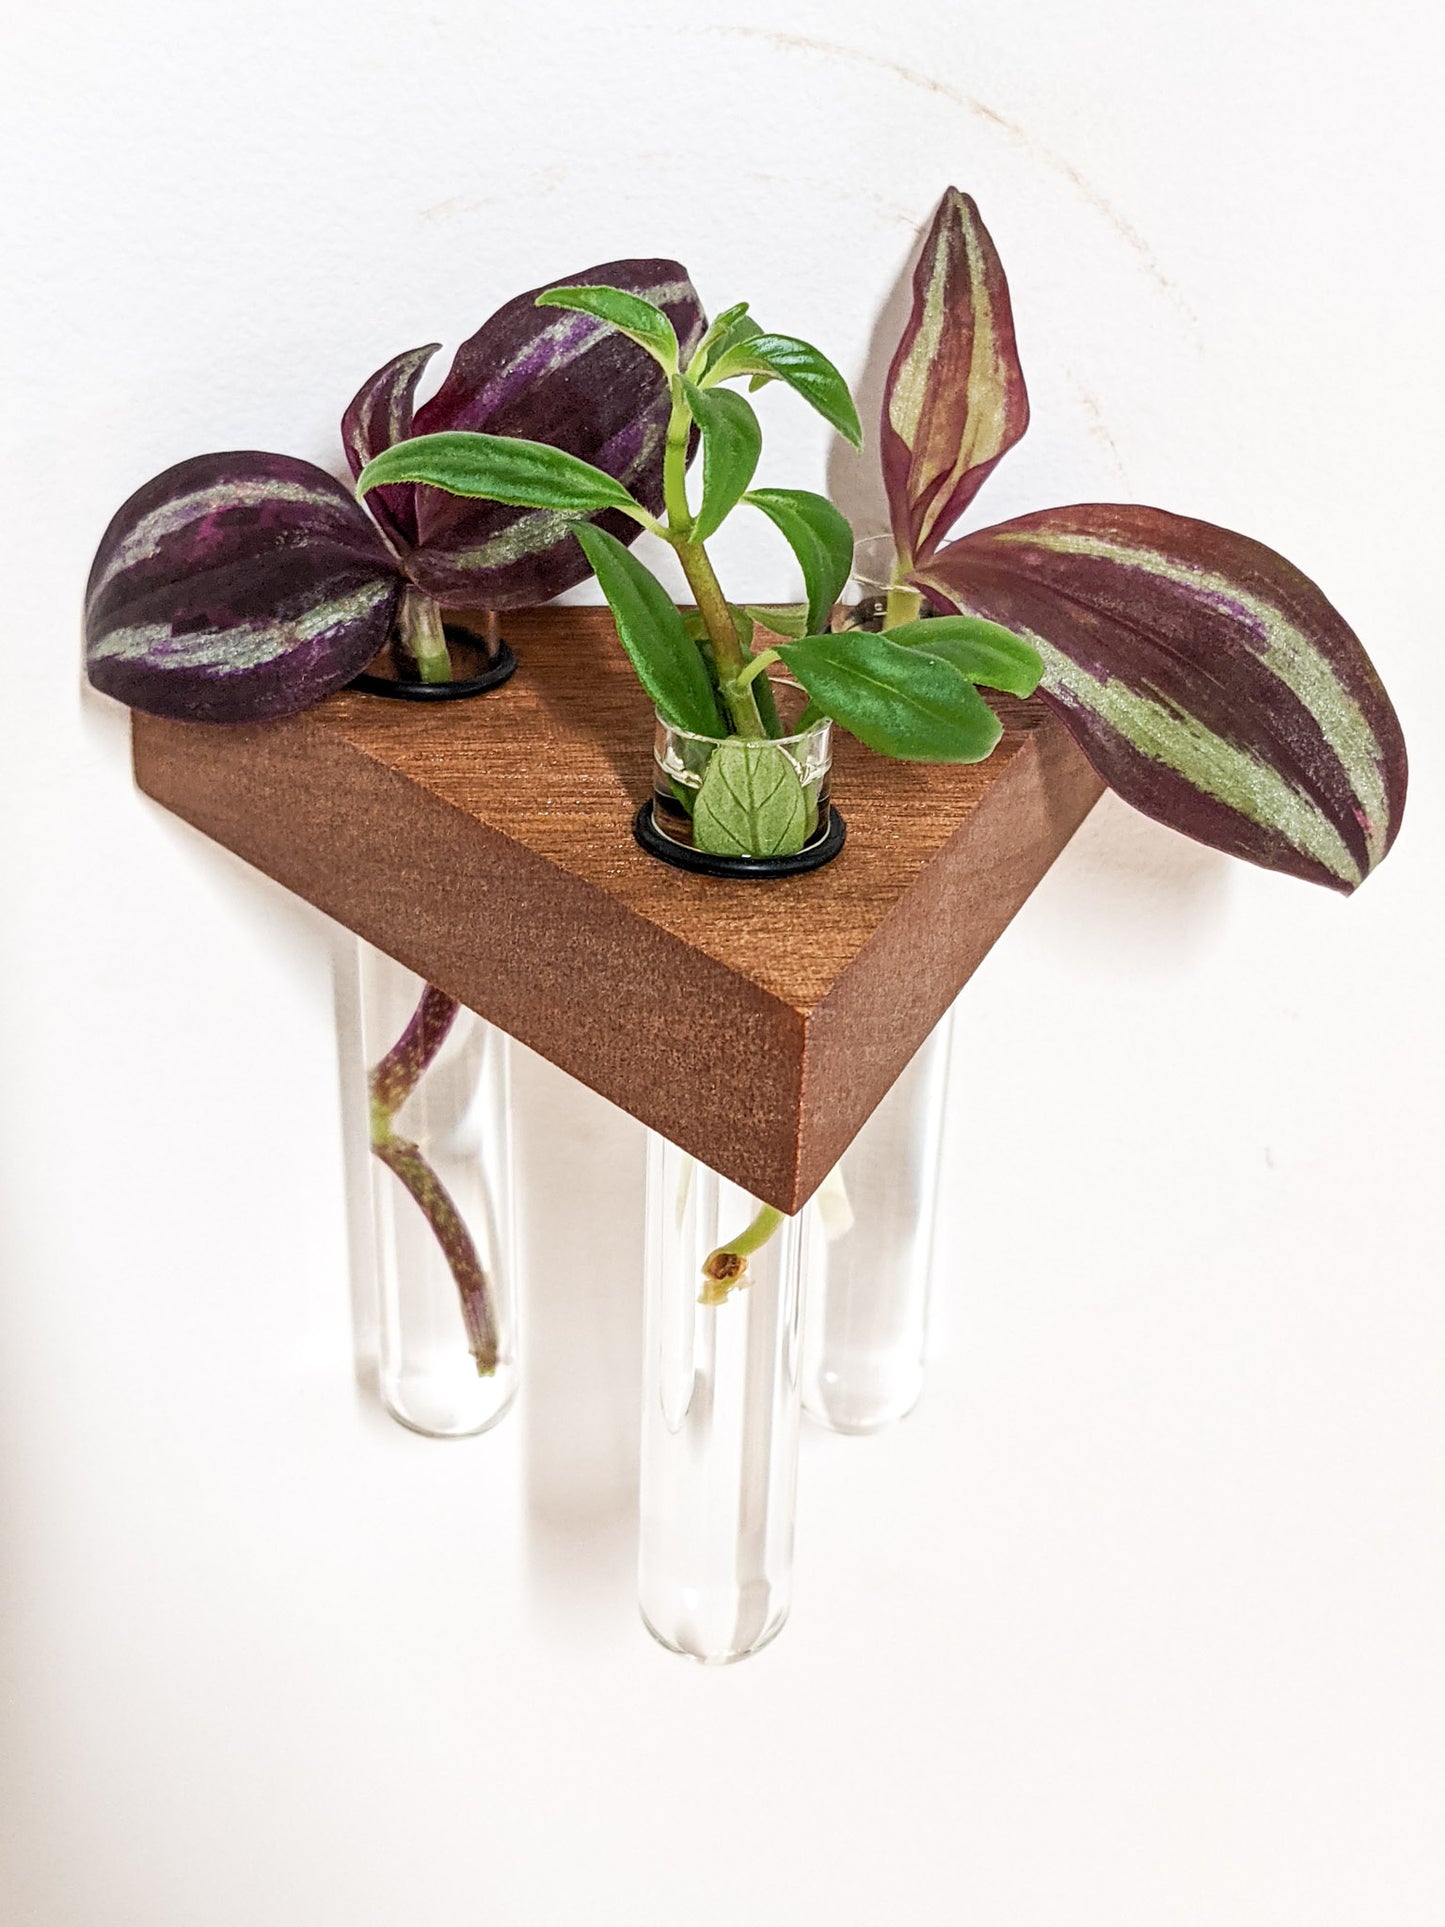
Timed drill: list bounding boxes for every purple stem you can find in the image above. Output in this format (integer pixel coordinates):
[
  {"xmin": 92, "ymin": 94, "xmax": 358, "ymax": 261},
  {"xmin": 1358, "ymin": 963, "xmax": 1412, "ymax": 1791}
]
[
  {"xmin": 368, "ymin": 984, "xmax": 500, "ymax": 1376},
  {"xmin": 369, "ymin": 983, "xmax": 459, "ymax": 1115},
  {"xmin": 371, "ymin": 1134, "xmax": 499, "ymax": 1374}
]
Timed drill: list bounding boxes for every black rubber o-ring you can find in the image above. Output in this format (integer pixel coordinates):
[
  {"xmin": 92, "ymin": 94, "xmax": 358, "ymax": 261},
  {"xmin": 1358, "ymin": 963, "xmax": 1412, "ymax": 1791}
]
[
  {"xmin": 350, "ymin": 627, "xmax": 517, "ymax": 701},
  {"xmin": 633, "ymin": 801, "xmax": 846, "ymax": 879}
]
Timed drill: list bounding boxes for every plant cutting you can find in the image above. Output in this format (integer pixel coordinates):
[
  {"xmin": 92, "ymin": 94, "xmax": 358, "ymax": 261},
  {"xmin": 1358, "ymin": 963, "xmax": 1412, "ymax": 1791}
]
[
  {"xmin": 91, "ymin": 197, "xmax": 1416, "ymax": 1668},
  {"xmin": 340, "ymin": 261, "xmax": 705, "ymax": 688},
  {"xmin": 854, "ymin": 187, "xmax": 1407, "ymax": 894},
  {"xmin": 355, "ymin": 285, "xmax": 1049, "ymax": 868},
  {"xmin": 798, "ymin": 184, "xmax": 1412, "ymax": 1451},
  {"xmin": 83, "ymin": 258, "xmax": 703, "ymax": 720},
  {"xmin": 352, "ymin": 281, "xmax": 1055, "ymax": 1323},
  {"xmin": 83, "ymin": 259, "xmax": 707, "ymax": 1418}
]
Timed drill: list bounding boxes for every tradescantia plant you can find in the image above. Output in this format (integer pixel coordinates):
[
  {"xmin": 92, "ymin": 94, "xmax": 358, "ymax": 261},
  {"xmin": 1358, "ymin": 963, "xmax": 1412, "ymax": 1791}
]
[
  {"xmin": 83, "ymin": 258, "xmax": 708, "ymax": 1379},
  {"xmin": 868, "ymin": 188, "xmax": 1407, "ymax": 895},
  {"xmin": 83, "ymin": 260, "xmax": 704, "ymax": 719},
  {"xmin": 356, "ymin": 287, "xmax": 1046, "ymax": 862},
  {"xmin": 354, "ymin": 284, "xmax": 1043, "ymax": 1286},
  {"xmin": 81, "ymin": 205, "xmax": 1410, "ymax": 1329},
  {"xmin": 340, "ymin": 261, "xmax": 706, "ymax": 676}
]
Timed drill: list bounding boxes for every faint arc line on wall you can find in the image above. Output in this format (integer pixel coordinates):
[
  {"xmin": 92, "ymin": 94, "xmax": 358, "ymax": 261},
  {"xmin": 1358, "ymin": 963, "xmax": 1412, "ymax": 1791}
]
[{"xmin": 708, "ymin": 25, "xmax": 1201, "ymax": 339}]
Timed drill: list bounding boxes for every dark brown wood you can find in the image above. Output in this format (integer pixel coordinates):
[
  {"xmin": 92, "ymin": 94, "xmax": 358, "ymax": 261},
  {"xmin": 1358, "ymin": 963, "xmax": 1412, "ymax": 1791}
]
[{"xmin": 132, "ymin": 606, "xmax": 1102, "ymax": 1211}]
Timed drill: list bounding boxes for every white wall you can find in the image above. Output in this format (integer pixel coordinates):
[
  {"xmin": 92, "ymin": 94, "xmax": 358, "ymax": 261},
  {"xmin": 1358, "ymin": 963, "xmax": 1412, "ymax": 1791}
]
[{"xmin": 3, "ymin": 3, "xmax": 1441, "ymax": 1921}]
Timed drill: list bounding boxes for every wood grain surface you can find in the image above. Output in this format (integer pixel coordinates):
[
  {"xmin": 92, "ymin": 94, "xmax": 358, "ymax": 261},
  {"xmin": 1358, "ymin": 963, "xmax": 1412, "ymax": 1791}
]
[{"xmin": 132, "ymin": 605, "xmax": 1102, "ymax": 1211}]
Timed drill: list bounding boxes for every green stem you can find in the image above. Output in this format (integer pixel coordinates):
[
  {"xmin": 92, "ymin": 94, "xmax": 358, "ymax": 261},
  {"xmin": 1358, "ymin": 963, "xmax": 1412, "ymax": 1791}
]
[
  {"xmin": 676, "ymin": 540, "xmax": 767, "ymax": 737},
  {"xmin": 398, "ymin": 585, "xmax": 453, "ymax": 685},
  {"xmin": 732, "ymin": 647, "xmax": 781, "ymax": 694},
  {"xmin": 884, "ymin": 582, "xmax": 924, "ymax": 629},
  {"xmin": 700, "ymin": 1203, "xmax": 788, "ymax": 1305},
  {"xmin": 658, "ymin": 373, "xmax": 774, "ymax": 736},
  {"xmin": 662, "ymin": 382, "xmax": 693, "ymax": 534},
  {"xmin": 660, "ymin": 374, "xmax": 767, "ymax": 739}
]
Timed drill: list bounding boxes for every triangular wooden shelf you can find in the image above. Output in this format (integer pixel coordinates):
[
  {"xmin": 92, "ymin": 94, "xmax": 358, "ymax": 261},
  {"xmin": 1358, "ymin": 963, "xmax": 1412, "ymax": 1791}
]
[{"xmin": 131, "ymin": 605, "xmax": 1102, "ymax": 1211}]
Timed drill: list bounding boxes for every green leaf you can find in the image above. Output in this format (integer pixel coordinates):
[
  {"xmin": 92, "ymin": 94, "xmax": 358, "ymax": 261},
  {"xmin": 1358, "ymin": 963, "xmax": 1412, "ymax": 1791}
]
[
  {"xmin": 692, "ymin": 738, "xmax": 810, "ymax": 858},
  {"xmin": 690, "ymin": 301, "xmax": 758, "ymax": 376},
  {"xmin": 535, "ymin": 285, "xmax": 679, "ymax": 369},
  {"xmin": 680, "ymin": 379, "xmax": 762, "ymax": 541},
  {"xmin": 884, "ymin": 616, "xmax": 1042, "ymax": 696},
  {"xmin": 742, "ymin": 603, "xmax": 809, "ymax": 639},
  {"xmin": 733, "ymin": 615, "xmax": 786, "ymax": 739},
  {"xmin": 775, "ymin": 630, "xmax": 1002, "ymax": 762},
  {"xmin": 357, "ymin": 431, "xmax": 646, "ymax": 519},
  {"xmin": 752, "ymin": 671, "xmax": 784, "ymax": 740},
  {"xmin": 571, "ymin": 523, "xmax": 722, "ymax": 736},
  {"xmin": 709, "ymin": 333, "xmax": 862, "ymax": 448},
  {"xmin": 742, "ymin": 488, "xmax": 855, "ymax": 635},
  {"xmin": 708, "ymin": 312, "xmax": 763, "ymax": 370},
  {"xmin": 705, "ymin": 300, "xmax": 750, "ymax": 339}
]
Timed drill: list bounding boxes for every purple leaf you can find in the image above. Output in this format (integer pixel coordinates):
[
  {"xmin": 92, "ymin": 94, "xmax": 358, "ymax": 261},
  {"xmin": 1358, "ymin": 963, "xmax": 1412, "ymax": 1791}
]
[
  {"xmin": 882, "ymin": 189, "xmax": 1029, "ymax": 570},
  {"xmin": 346, "ymin": 259, "xmax": 704, "ymax": 608},
  {"xmin": 85, "ymin": 451, "xmax": 402, "ymax": 723},
  {"xmin": 915, "ymin": 504, "xmax": 1407, "ymax": 892},
  {"xmin": 341, "ymin": 342, "xmax": 440, "ymax": 552}
]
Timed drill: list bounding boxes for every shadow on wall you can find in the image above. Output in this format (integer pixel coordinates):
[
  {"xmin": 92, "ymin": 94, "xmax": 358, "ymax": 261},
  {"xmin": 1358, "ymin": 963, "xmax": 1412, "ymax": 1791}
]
[
  {"xmin": 1036, "ymin": 791, "xmax": 1235, "ymax": 970},
  {"xmin": 331, "ymin": 931, "xmax": 382, "ymax": 1414},
  {"xmin": 826, "ymin": 241, "xmax": 914, "ymax": 547},
  {"xmin": 510, "ymin": 1044, "xmax": 646, "ymax": 1629},
  {"xmin": 331, "ymin": 924, "xmax": 647, "ymax": 1621}
]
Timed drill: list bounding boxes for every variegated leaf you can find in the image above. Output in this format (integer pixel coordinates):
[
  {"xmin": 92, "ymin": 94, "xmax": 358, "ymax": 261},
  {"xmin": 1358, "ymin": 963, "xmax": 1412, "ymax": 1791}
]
[
  {"xmin": 85, "ymin": 451, "xmax": 402, "ymax": 723},
  {"xmin": 341, "ymin": 342, "xmax": 440, "ymax": 552},
  {"xmin": 390, "ymin": 258, "xmax": 705, "ymax": 607},
  {"xmin": 882, "ymin": 188, "xmax": 1029, "ymax": 570},
  {"xmin": 915, "ymin": 504, "xmax": 1407, "ymax": 892}
]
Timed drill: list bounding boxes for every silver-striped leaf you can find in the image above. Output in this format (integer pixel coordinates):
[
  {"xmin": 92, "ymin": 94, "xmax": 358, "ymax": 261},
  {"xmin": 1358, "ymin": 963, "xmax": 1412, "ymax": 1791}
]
[
  {"xmin": 881, "ymin": 187, "xmax": 1029, "ymax": 571},
  {"xmin": 342, "ymin": 258, "xmax": 704, "ymax": 609},
  {"xmin": 85, "ymin": 451, "xmax": 402, "ymax": 723},
  {"xmin": 340, "ymin": 342, "xmax": 440, "ymax": 552},
  {"xmin": 915, "ymin": 504, "xmax": 1407, "ymax": 892}
]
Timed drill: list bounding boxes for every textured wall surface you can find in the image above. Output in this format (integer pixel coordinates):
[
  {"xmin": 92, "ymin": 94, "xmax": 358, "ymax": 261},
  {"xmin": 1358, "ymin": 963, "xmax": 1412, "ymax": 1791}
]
[{"xmin": 2, "ymin": 3, "xmax": 1441, "ymax": 1921}]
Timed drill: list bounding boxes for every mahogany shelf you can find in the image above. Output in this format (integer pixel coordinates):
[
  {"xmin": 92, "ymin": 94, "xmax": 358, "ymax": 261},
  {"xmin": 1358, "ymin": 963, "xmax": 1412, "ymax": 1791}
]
[{"xmin": 132, "ymin": 605, "xmax": 1102, "ymax": 1212}]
